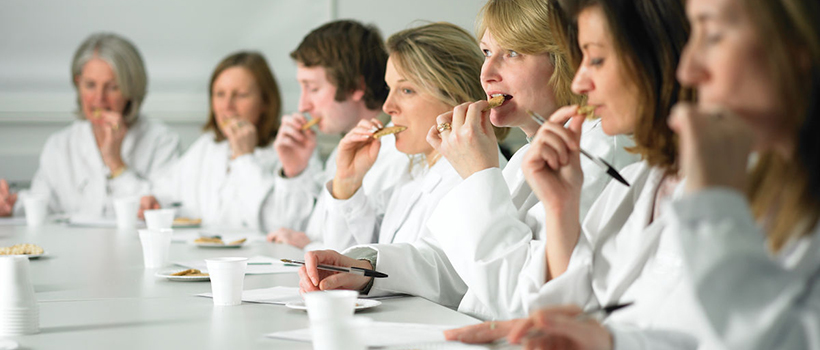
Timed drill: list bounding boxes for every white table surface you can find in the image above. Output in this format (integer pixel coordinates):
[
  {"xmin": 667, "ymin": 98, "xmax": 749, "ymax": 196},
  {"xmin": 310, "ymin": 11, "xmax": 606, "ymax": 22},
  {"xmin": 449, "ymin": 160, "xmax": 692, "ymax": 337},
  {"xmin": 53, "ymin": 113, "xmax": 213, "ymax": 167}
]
[{"xmin": 0, "ymin": 224, "xmax": 482, "ymax": 349}]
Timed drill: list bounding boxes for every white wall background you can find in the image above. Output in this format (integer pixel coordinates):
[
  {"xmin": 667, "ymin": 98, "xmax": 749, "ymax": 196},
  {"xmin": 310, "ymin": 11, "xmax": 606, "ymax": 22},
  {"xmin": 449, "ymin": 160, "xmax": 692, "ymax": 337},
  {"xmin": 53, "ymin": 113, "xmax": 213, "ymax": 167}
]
[{"xmin": 0, "ymin": 0, "xmax": 524, "ymax": 187}]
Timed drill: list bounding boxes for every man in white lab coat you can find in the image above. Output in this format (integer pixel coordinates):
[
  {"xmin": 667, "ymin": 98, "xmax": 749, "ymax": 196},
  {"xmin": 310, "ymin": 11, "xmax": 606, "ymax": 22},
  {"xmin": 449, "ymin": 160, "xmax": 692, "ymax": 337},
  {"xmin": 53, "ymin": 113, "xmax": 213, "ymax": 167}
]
[{"xmin": 266, "ymin": 20, "xmax": 407, "ymax": 250}]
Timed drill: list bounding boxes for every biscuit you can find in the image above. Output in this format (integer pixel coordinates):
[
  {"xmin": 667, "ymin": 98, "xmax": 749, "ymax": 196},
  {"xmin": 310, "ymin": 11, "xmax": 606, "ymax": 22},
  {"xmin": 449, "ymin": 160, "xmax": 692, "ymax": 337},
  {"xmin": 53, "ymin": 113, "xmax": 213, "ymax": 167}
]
[
  {"xmin": 301, "ymin": 117, "xmax": 321, "ymax": 130},
  {"xmin": 0, "ymin": 243, "xmax": 44, "ymax": 256},
  {"xmin": 372, "ymin": 126, "xmax": 407, "ymax": 139}
]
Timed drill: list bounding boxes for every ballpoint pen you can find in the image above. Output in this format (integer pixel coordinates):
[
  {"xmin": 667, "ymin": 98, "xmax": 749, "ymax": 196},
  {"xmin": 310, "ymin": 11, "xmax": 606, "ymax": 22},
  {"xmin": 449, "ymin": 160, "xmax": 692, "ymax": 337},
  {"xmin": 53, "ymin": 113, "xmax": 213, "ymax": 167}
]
[
  {"xmin": 280, "ymin": 259, "xmax": 389, "ymax": 278},
  {"xmin": 528, "ymin": 110, "xmax": 630, "ymax": 187}
]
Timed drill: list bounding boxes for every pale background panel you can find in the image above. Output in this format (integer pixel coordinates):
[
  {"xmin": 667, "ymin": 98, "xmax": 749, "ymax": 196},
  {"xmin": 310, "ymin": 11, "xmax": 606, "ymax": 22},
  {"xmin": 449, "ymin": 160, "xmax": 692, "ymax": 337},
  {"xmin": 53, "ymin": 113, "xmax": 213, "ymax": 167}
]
[{"xmin": 0, "ymin": 0, "xmax": 524, "ymax": 187}]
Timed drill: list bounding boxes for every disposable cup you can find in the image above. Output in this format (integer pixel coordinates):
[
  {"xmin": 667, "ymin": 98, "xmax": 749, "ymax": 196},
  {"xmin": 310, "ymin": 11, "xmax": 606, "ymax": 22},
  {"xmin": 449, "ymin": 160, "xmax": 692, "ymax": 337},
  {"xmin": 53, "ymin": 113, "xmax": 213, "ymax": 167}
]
[
  {"xmin": 310, "ymin": 316, "xmax": 369, "ymax": 350},
  {"xmin": 304, "ymin": 290, "xmax": 358, "ymax": 323},
  {"xmin": 144, "ymin": 209, "xmax": 175, "ymax": 230},
  {"xmin": 0, "ymin": 256, "xmax": 36, "ymax": 309},
  {"xmin": 205, "ymin": 257, "xmax": 248, "ymax": 306},
  {"xmin": 23, "ymin": 196, "xmax": 47, "ymax": 227},
  {"xmin": 113, "ymin": 197, "xmax": 139, "ymax": 230},
  {"xmin": 138, "ymin": 229, "xmax": 173, "ymax": 269}
]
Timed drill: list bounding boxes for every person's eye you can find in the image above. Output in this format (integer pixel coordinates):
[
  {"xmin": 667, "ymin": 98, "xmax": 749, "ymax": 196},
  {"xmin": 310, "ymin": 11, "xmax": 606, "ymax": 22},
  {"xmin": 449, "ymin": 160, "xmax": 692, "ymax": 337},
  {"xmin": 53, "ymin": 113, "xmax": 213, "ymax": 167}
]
[
  {"xmin": 705, "ymin": 32, "xmax": 723, "ymax": 45},
  {"xmin": 482, "ymin": 49, "xmax": 492, "ymax": 58},
  {"xmin": 590, "ymin": 58, "xmax": 605, "ymax": 66},
  {"xmin": 108, "ymin": 85, "xmax": 119, "ymax": 92},
  {"xmin": 508, "ymin": 50, "xmax": 519, "ymax": 58},
  {"xmin": 214, "ymin": 91, "xmax": 225, "ymax": 98},
  {"xmin": 402, "ymin": 88, "xmax": 414, "ymax": 95},
  {"xmin": 84, "ymin": 81, "xmax": 95, "ymax": 89}
]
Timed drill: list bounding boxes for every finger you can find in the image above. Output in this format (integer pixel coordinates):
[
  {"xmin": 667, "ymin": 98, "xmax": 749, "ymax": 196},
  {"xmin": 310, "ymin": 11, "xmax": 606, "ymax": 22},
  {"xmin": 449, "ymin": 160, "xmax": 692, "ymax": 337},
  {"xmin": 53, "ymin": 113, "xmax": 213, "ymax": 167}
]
[
  {"xmin": 435, "ymin": 111, "xmax": 454, "ymax": 126},
  {"xmin": 370, "ymin": 118, "xmax": 384, "ymax": 130},
  {"xmin": 537, "ymin": 122, "xmax": 580, "ymax": 152},
  {"xmin": 318, "ymin": 273, "xmax": 356, "ymax": 290},
  {"xmin": 456, "ymin": 322, "xmax": 510, "ymax": 344},
  {"xmin": 508, "ymin": 317, "xmax": 536, "ymax": 344},
  {"xmin": 548, "ymin": 105, "xmax": 581, "ymax": 125},
  {"xmin": 451, "ymin": 102, "xmax": 472, "ymax": 131},
  {"xmin": 0, "ymin": 179, "xmax": 8, "ymax": 197},
  {"xmin": 427, "ymin": 125, "xmax": 443, "ymax": 151},
  {"xmin": 540, "ymin": 132, "xmax": 571, "ymax": 166},
  {"xmin": 304, "ymin": 252, "xmax": 321, "ymax": 286},
  {"xmin": 465, "ymin": 101, "xmax": 491, "ymax": 135},
  {"xmin": 535, "ymin": 138, "xmax": 561, "ymax": 170},
  {"xmin": 266, "ymin": 232, "xmax": 277, "ymax": 243},
  {"xmin": 668, "ymin": 102, "xmax": 695, "ymax": 134},
  {"xmin": 531, "ymin": 306, "xmax": 584, "ymax": 328},
  {"xmin": 298, "ymin": 267, "xmax": 320, "ymax": 292}
]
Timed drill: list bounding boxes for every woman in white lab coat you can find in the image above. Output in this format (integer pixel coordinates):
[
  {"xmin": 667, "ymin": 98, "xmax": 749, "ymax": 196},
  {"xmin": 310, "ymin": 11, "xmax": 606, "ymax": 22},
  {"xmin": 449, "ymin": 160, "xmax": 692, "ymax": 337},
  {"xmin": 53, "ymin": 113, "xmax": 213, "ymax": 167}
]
[
  {"xmin": 495, "ymin": 0, "xmax": 820, "ymax": 348},
  {"xmin": 297, "ymin": 22, "xmax": 509, "ymax": 308},
  {"xmin": 140, "ymin": 52, "xmax": 300, "ymax": 232},
  {"xmin": 445, "ymin": 0, "xmax": 710, "ymax": 348},
  {"xmin": 0, "ymin": 33, "xmax": 179, "ymax": 218},
  {"xmin": 422, "ymin": 0, "xmax": 637, "ymax": 320}
]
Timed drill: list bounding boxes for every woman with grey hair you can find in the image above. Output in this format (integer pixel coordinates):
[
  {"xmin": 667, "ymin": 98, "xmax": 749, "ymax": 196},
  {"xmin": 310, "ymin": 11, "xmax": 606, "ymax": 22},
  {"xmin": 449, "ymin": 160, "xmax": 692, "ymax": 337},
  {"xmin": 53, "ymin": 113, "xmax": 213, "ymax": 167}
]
[{"xmin": 0, "ymin": 32, "xmax": 179, "ymax": 218}]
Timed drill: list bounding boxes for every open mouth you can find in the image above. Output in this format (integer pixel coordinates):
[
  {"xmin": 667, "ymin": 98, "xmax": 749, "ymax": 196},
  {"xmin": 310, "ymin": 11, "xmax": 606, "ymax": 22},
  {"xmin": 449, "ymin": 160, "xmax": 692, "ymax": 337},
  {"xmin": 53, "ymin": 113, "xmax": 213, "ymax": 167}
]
[{"xmin": 489, "ymin": 93, "xmax": 513, "ymax": 108}]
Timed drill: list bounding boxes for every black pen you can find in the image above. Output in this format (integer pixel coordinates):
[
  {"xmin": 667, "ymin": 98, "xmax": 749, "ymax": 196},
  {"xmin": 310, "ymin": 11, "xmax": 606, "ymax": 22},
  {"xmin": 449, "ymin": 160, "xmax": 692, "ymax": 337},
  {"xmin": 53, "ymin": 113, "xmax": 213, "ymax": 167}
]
[
  {"xmin": 280, "ymin": 259, "xmax": 388, "ymax": 278},
  {"xmin": 528, "ymin": 110, "xmax": 630, "ymax": 187}
]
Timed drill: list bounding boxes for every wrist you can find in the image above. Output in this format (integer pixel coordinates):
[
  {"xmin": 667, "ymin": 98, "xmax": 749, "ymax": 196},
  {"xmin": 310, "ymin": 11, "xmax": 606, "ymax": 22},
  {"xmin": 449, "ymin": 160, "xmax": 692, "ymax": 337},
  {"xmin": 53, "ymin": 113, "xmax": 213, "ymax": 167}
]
[
  {"xmin": 331, "ymin": 176, "xmax": 363, "ymax": 200},
  {"xmin": 283, "ymin": 163, "xmax": 308, "ymax": 178}
]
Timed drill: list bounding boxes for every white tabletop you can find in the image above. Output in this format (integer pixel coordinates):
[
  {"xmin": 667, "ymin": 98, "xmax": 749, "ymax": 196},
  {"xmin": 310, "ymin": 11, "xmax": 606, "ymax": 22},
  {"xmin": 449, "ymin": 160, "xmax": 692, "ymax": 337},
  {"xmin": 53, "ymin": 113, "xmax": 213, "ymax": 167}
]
[{"xmin": 0, "ymin": 224, "xmax": 481, "ymax": 349}]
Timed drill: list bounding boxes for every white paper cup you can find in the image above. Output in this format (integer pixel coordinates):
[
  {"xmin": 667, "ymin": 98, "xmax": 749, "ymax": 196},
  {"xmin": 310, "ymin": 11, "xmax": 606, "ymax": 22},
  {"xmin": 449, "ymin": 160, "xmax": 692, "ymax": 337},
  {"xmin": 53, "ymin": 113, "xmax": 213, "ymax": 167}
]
[
  {"xmin": 144, "ymin": 208, "xmax": 175, "ymax": 230},
  {"xmin": 205, "ymin": 257, "xmax": 248, "ymax": 306},
  {"xmin": 23, "ymin": 196, "xmax": 47, "ymax": 227},
  {"xmin": 113, "ymin": 197, "xmax": 139, "ymax": 230},
  {"xmin": 138, "ymin": 229, "xmax": 173, "ymax": 269},
  {"xmin": 304, "ymin": 290, "xmax": 359, "ymax": 323},
  {"xmin": 310, "ymin": 316, "xmax": 369, "ymax": 350},
  {"xmin": 0, "ymin": 256, "xmax": 36, "ymax": 309}
]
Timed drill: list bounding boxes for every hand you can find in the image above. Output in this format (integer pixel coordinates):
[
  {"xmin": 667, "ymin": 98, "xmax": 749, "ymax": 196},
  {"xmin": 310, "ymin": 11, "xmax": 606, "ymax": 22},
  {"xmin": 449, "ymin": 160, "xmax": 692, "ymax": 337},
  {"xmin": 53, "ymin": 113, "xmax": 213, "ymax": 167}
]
[
  {"xmin": 273, "ymin": 113, "xmax": 318, "ymax": 178},
  {"xmin": 521, "ymin": 106, "xmax": 585, "ymax": 212},
  {"xmin": 427, "ymin": 101, "xmax": 500, "ymax": 179},
  {"xmin": 138, "ymin": 195, "xmax": 160, "ymax": 220},
  {"xmin": 508, "ymin": 305, "xmax": 612, "ymax": 350},
  {"xmin": 331, "ymin": 119, "xmax": 383, "ymax": 199},
  {"xmin": 0, "ymin": 179, "xmax": 18, "ymax": 217},
  {"xmin": 522, "ymin": 106, "xmax": 585, "ymax": 279},
  {"xmin": 222, "ymin": 118, "xmax": 258, "ymax": 159},
  {"xmin": 267, "ymin": 227, "xmax": 311, "ymax": 249},
  {"xmin": 669, "ymin": 103, "xmax": 754, "ymax": 193},
  {"xmin": 95, "ymin": 110, "xmax": 128, "ymax": 171},
  {"xmin": 444, "ymin": 319, "xmax": 522, "ymax": 344},
  {"xmin": 298, "ymin": 250, "xmax": 373, "ymax": 293}
]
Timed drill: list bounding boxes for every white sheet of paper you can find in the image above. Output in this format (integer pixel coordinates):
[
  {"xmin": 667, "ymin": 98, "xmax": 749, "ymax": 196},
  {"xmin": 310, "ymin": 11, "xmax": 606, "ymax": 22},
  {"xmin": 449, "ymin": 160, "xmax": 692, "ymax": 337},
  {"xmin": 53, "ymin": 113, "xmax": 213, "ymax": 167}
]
[
  {"xmin": 198, "ymin": 286, "xmax": 302, "ymax": 304},
  {"xmin": 174, "ymin": 255, "xmax": 299, "ymax": 274},
  {"xmin": 266, "ymin": 322, "xmax": 495, "ymax": 348}
]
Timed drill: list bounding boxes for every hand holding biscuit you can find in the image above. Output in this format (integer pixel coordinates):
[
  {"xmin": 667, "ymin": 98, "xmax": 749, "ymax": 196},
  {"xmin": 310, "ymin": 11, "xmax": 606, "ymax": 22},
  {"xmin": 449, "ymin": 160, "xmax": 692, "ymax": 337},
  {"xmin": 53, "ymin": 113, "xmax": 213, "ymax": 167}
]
[{"xmin": 274, "ymin": 113, "xmax": 318, "ymax": 178}]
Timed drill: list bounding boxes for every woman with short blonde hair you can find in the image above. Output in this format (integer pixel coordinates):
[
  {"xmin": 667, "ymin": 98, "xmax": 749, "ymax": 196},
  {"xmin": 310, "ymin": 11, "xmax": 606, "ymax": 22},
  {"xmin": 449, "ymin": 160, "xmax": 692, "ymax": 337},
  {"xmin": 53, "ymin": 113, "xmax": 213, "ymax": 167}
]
[
  {"xmin": 296, "ymin": 22, "xmax": 508, "ymax": 309},
  {"xmin": 0, "ymin": 32, "xmax": 180, "ymax": 219}
]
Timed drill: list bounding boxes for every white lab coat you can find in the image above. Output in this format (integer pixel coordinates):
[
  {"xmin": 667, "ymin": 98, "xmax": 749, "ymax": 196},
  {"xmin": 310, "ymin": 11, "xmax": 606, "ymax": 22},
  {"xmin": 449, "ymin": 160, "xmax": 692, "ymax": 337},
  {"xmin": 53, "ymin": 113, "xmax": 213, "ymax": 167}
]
[
  {"xmin": 526, "ymin": 161, "xmax": 709, "ymax": 349},
  {"xmin": 336, "ymin": 148, "xmax": 508, "ymax": 310},
  {"xmin": 294, "ymin": 133, "xmax": 409, "ymax": 251},
  {"xmin": 13, "ymin": 118, "xmax": 179, "ymax": 217},
  {"xmin": 666, "ymin": 189, "xmax": 820, "ymax": 350},
  {"xmin": 149, "ymin": 133, "xmax": 317, "ymax": 232},
  {"xmin": 425, "ymin": 119, "xmax": 638, "ymax": 319}
]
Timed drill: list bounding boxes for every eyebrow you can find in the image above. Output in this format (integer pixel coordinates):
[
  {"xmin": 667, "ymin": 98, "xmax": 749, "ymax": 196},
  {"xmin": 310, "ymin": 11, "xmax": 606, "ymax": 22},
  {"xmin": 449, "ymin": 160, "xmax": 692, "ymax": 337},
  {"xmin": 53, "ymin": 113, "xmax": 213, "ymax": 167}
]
[{"xmin": 581, "ymin": 42, "xmax": 605, "ymax": 50}]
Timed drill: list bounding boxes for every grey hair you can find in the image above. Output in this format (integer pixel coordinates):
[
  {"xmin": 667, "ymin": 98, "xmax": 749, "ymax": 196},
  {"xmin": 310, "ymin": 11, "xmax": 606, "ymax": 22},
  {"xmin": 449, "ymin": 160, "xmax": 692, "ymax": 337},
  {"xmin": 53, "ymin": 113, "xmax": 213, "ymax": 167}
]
[{"xmin": 71, "ymin": 33, "xmax": 147, "ymax": 125}]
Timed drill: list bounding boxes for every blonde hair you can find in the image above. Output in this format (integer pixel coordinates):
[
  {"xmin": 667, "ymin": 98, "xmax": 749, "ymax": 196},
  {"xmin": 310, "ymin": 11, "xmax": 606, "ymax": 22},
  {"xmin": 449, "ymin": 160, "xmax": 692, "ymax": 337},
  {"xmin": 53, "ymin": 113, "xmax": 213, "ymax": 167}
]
[
  {"xmin": 386, "ymin": 22, "xmax": 509, "ymax": 141},
  {"xmin": 476, "ymin": 0, "xmax": 583, "ymax": 108},
  {"xmin": 71, "ymin": 33, "xmax": 147, "ymax": 126},
  {"xmin": 741, "ymin": 0, "xmax": 820, "ymax": 251}
]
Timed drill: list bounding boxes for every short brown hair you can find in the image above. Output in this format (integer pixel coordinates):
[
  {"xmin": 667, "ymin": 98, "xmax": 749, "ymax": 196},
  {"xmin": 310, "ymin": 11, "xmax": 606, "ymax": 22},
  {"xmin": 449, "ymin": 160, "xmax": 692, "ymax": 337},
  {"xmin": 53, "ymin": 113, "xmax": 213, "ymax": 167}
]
[
  {"xmin": 558, "ymin": 0, "xmax": 694, "ymax": 172},
  {"xmin": 386, "ymin": 22, "xmax": 509, "ymax": 141},
  {"xmin": 290, "ymin": 20, "xmax": 388, "ymax": 110},
  {"xmin": 203, "ymin": 51, "xmax": 282, "ymax": 147}
]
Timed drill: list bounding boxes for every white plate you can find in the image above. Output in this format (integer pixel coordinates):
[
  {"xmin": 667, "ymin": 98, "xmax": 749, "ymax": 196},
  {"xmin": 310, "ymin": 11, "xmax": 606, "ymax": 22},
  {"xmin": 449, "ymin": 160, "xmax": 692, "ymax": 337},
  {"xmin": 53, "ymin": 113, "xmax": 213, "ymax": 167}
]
[
  {"xmin": 155, "ymin": 268, "xmax": 210, "ymax": 282},
  {"xmin": 285, "ymin": 298, "xmax": 381, "ymax": 311},
  {"xmin": 193, "ymin": 242, "xmax": 244, "ymax": 249},
  {"xmin": 1, "ymin": 252, "xmax": 47, "ymax": 259}
]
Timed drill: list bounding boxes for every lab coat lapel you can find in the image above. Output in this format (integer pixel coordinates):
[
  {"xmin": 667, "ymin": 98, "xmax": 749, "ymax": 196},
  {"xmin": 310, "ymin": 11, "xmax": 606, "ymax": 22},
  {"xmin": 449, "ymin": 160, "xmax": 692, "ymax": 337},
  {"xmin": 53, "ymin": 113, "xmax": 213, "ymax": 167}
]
[
  {"xmin": 383, "ymin": 162, "xmax": 444, "ymax": 244},
  {"xmin": 76, "ymin": 122, "xmax": 107, "ymax": 216},
  {"xmin": 596, "ymin": 167, "xmax": 667, "ymax": 304}
]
